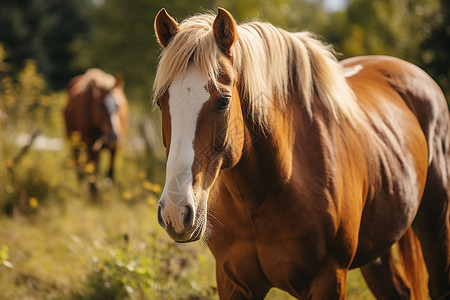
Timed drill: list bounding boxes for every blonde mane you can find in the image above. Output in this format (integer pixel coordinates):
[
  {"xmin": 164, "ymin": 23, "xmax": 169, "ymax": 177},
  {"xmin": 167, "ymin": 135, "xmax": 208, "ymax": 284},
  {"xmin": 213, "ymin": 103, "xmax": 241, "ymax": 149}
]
[
  {"xmin": 153, "ymin": 13, "xmax": 361, "ymax": 126},
  {"xmin": 73, "ymin": 68, "xmax": 117, "ymax": 94}
]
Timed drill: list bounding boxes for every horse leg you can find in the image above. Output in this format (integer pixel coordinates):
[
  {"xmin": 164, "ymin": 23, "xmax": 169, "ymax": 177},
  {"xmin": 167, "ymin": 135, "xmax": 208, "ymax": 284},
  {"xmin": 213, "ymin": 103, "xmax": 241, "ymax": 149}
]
[
  {"xmin": 360, "ymin": 251, "xmax": 412, "ymax": 299},
  {"xmin": 87, "ymin": 149, "xmax": 99, "ymax": 195},
  {"xmin": 215, "ymin": 263, "xmax": 270, "ymax": 300},
  {"xmin": 413, "ymin": 162, "xmax": 450, "ymax": 299},
  {"xmin": 361, "ymin": 227, "xmax": 427, "ymax": 300},
  {"xmin": 108, "ymin": 148, "xmax": 116, "ymax": 181},
  {"xmin": 73, "ymin": 147, "xmax": 84, "ymax": 182},
  {"xmin": 307, "ymin": 265, "xmax": 347, "ymax": 299}
]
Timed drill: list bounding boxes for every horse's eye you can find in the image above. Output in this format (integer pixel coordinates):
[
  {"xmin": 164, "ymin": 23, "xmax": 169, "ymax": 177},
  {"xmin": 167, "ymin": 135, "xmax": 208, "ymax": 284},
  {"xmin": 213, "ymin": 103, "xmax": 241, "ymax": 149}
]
[
  {"xmin": 156, "ymin": 100, "xmax": 161, "ymax": 109},
  {"xmin": 216, "ymin": 96, "xmax": 231, "ymax": 112}
]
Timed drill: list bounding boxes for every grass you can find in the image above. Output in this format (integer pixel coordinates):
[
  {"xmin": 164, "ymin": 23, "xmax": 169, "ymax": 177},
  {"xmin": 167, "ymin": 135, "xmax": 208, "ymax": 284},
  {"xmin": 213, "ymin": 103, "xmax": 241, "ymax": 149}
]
[
  {"xmin": 0, "ymin": 192, "xmax": 374, "ymax": 300},
  {"xmin": 0, "ymin": 197, "xmax": 217, "ymax": 299}
]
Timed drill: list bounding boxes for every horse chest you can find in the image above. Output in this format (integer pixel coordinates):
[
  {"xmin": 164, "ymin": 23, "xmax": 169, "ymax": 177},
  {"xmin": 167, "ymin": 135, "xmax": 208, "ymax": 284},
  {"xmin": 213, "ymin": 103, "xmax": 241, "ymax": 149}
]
[{"xmin": 209, "ymin": 193, "xmax": 330, "ymax": 289}]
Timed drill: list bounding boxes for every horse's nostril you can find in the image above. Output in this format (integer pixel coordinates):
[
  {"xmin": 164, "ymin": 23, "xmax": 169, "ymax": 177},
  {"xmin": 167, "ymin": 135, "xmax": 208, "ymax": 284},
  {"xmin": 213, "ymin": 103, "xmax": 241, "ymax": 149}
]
[
  {"xmin": 183, "ymin": 205, "xmax": 194, "ymax": 229},
  {"xmin": 157, "ymin": 205, "xmax": 165, "ymax": 228}
]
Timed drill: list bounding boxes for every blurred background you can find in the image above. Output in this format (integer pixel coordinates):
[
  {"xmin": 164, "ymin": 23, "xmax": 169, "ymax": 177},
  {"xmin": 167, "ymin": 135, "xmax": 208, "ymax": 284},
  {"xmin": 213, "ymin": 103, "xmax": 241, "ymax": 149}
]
[{"xmin": 0, "ymin": 0, "xmax": 448, "ymax": 299}]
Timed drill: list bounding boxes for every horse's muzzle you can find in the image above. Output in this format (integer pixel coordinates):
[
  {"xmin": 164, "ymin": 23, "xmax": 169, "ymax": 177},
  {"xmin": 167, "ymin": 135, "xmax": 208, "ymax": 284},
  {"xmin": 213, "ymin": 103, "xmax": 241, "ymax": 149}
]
[{"xmin": 157, "ymin": 199, "xmax": 205, "ymax": 243}]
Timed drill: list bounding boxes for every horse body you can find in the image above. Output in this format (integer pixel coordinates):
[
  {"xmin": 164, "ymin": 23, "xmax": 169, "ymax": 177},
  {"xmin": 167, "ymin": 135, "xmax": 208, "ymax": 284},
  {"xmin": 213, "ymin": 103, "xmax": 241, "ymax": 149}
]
[
  {"xmin": 64, "ymin": 69, "xmax": 128, "ymax": 185},
  {"xmin": 207, "ymin": 56, "xmax": 430, "ymax": 299},
  {"xmin": 153, "ymin": 8, "xmax": 450, "ymax": 299}
]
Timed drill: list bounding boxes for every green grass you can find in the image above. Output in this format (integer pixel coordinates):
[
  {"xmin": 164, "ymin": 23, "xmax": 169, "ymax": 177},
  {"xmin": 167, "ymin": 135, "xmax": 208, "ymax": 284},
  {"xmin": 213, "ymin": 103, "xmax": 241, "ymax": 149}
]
[{"xmin": 0, "ymin": 199, "xmax": 217, "ymax": 300}]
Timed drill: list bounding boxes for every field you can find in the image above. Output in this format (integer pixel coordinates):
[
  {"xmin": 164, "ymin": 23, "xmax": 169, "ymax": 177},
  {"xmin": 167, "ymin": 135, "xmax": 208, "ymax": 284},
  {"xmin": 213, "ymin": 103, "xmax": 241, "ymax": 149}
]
[{"xmin": 0, "ymin": 58, "xmax": 376, "ymax": 299}]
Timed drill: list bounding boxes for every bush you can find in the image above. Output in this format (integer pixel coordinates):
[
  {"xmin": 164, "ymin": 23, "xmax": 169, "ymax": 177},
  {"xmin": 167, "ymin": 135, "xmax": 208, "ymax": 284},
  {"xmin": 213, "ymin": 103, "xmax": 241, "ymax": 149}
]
[{"xmin": 75, "ymin": 240, "xmax": 216, "ymax": 300}]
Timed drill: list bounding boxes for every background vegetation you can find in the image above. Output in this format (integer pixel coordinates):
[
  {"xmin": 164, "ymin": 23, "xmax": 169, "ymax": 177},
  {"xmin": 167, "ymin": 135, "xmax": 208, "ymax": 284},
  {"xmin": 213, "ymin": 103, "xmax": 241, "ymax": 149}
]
[{"xmin": 0, "ymin": 0, "xmax": 447, "ymax": 299}]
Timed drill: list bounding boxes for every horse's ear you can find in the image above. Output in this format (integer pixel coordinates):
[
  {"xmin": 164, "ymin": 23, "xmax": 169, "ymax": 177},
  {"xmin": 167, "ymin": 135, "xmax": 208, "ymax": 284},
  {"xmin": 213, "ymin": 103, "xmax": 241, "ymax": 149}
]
[
  {"xmin": 213, "ymin": 8, "xmax": 237, "ymax": 53},
  {"xmin": 115, "ymin": 73, "xmax": 124, "ymax": 89},
  {"xmin": 155, "ymin": 8, "xmax": 178, "ymax": 48}
]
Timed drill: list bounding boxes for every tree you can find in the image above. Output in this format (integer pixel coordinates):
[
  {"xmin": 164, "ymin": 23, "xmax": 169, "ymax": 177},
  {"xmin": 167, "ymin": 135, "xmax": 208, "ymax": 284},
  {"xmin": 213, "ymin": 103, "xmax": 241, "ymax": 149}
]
[
  {"xmin": 420, "ymin": 0, "xmax": 450, "ymax": 103},
  {"xmin": 328, "ymin": 0, "xmax": 441, "ymax": 64},
  {"xmin": 0, "ymin": 0, "xmax": 90, "ymax": 90}
]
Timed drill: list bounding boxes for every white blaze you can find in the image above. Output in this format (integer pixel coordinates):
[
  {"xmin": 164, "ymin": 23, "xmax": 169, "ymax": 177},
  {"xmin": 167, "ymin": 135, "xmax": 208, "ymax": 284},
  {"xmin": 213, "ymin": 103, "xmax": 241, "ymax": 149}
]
[
  {"xmin": 105, "ymin": 92, "xmax": 121, "ymax": 140},
  {"xmin": 161, "ymin": 65, "xmax": 210, "ymax": 233}
]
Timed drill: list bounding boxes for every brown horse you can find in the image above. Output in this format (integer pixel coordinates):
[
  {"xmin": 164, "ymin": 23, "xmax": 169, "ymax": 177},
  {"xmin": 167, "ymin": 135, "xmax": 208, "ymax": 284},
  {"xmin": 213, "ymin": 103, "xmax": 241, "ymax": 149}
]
[
  {"xmin": 153, "ymin": 8, "xmax": 450, "ymax": 299},
  {"xmin": 64, "ymin": 68, "xmax": 128, "ymax": 188}
]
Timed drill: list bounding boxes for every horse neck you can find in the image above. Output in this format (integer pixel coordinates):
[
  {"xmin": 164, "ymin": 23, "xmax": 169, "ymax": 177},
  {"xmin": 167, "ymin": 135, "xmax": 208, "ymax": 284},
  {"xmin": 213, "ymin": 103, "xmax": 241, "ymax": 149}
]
[{"xmin": 219, "ymin": 101, "xmax": 298, "ymax": 208}]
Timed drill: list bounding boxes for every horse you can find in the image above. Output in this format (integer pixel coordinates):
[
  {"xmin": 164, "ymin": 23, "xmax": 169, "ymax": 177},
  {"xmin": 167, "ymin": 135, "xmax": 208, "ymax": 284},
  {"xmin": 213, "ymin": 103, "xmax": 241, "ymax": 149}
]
[
  {"xmin": 64, "ymin": 68, "xmax": 128, "ymax": 189},
  {"xmin": 153, "ymin": 8, "xmax": 450, "ymax": 299}
]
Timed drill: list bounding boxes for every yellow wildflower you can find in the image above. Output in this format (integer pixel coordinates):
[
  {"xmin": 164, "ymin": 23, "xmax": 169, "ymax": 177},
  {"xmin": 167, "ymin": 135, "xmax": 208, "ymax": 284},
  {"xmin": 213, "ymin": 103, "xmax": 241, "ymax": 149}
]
[
  {"xmin": 122, "ymin": 191, "xmax": 132, "ymax": 201},
  {"xmin": 85, "ymin": 162, "xmax": 96, "ymax": 174},
  {"xmin": 29, "ymin": 197, "xmax": 39, "ymax": 208},
  {"xmin": 138, "ymin": 171, "xmax": 146, "ymax": 179},
  {"xmin": 142, "ymin": 181, "xmax": 162, "ymax": 194},
  {"xmin": 142, "ymin": 180, "xmax": 153, "ymax": 191},
  {"xmin": 97, "ymin": 263, "xmax": 104, "ymax": 271},
  {"xmin": 151, "ymin": 184, "xmax": 162, "ymax": 194}
]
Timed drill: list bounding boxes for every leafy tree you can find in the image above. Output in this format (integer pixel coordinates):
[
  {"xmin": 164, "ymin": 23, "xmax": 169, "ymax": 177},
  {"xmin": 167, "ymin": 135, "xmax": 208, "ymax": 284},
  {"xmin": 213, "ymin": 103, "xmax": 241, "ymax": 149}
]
[
  {"xmin": 0, "ymin": 0, "xmax": 90, "ymax": 90},
  {"xmin": 328, "ymin": 0, "xmax": 440, "ymax": 64},
  {"xmin": 218, "ymin": 0, "xmax": 328, "ymax": 32},
  {"xmin": 420, "ymin": 0, "xmax": 450, "ymax": 103}
]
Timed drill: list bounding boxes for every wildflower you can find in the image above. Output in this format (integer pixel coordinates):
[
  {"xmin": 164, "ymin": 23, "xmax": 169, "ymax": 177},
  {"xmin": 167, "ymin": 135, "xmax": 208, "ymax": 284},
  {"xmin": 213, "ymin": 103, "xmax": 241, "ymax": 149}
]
[
  {"xmin": 78, "ymin": 153, "xmax": 88, "ymax": 164},
  {"xmin": 151, "ymin": 184, "xmax": 162, "ymax": 194},
  {"xmin": 142, "ymin": 181, "xmax": 162, "ymax": 194},
  {"xmin": 85, "ymin": 162, "xmax": 96, "ymax": 174},
  {"xmin": 70, "ymin": 131, "xmax": 82, "ymax": 145},
  {"xmin": 29, "ymin": 197, "xmax": 39, "ymax": 208},
  {"xmin": 138, "ymin": 170, "xmax": 146, "ymax": 179},
  {"xmin": 122, "ymin": 191, "xmax": 132, "ymax": 201},
  {"xmin": 97, "ymin": 263, "xmax": 104, "ymax": 271}
]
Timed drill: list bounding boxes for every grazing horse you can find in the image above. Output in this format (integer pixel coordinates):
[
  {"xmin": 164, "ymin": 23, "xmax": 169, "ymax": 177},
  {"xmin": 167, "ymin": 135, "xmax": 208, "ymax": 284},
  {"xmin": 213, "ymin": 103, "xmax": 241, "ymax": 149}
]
[
  {"xmin": 153, "ymin": 8, "xmax": 450, "ymax": 300},
  {"xmin": 64, "ymin": 69, "xmax": 128, "ymax": 187}
]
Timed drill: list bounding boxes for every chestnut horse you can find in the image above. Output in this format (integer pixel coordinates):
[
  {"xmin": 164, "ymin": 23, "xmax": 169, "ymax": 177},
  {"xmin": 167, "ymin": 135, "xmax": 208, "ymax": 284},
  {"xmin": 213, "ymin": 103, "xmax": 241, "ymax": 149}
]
[
  {"xmin": 153, "ymin": 8, "xmax": 450, "ymax": 299},
  {"xmin": 64, "ymin": 69, "xmax": 128, "ymax": 187}
]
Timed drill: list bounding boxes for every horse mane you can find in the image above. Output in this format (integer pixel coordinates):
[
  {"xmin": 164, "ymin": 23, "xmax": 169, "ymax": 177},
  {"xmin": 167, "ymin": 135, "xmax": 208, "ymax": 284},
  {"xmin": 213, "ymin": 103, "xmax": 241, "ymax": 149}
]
[
  {"xmin": 153, "ymin": 13, "xmax": 361, "ymax": 126},
  {"xmin": 71, "ymin": 68, "xmax": 117, "ymax": 95}
]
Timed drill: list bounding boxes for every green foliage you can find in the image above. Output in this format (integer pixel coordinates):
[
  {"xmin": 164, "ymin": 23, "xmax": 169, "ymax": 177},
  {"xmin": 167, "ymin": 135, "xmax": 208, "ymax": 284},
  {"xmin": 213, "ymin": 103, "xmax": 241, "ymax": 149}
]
[
  {"xmin": 421, "ymin": 0, "xmax": 450, "ymax": 103},
  {"xmin": 330, "ymin": 0, "xmax": 441, "ymax": 63},
  {"xmin": 76, "ymin": 244, "xmax": 216, "ymax": 300},
  {"xmin": 0, "ymin": 48, "xmax": 70, "ymax": 214},
  {"xmin": 0, "ymin": 0, "xmax": 90, "ymax": 89}
]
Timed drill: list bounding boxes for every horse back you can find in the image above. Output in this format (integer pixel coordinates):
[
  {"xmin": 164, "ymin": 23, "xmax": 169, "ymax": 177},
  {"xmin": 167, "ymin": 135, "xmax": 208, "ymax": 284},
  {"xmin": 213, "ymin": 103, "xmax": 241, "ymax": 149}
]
[{"xmin": 342, "ymin": 56, "xmax": 448, "ymax": 165}]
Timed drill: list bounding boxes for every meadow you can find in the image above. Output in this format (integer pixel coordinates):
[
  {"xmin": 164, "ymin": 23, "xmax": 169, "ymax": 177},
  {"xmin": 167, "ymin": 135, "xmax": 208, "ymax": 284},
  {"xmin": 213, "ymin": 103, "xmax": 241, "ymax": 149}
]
[{"xmin": 0, "ymin": 53, "xmax": 375, "ymax": 299}]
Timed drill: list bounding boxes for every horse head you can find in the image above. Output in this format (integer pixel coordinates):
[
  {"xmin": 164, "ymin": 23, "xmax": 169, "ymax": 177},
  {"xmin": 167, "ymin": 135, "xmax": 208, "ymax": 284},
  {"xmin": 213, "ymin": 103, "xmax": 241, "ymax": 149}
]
[{"xmin": 154, "ymin": 8, "xmax": 245, "ymax": 242}]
